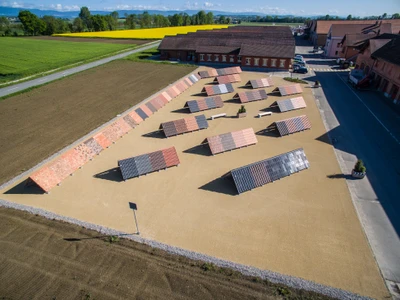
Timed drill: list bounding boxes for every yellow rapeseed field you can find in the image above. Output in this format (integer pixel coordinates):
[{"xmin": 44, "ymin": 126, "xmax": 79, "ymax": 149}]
[{"xmin": 54, "ymin": 25, "xmax": 229, "ymax": 39}]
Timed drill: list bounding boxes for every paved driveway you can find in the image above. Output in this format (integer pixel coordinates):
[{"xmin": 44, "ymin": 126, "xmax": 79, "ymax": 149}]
[{"xmin": 295, "ymin": 38, "xmax": 400, "ymax": 296}]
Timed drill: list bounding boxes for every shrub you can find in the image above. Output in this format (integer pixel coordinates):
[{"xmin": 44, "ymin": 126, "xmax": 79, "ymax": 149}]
[
  {"xmin": 201, "ymin": 262, "xmax": 215, "ymax": 271},
  {"xmin": 354, "ymin": 159, "xmax": 366, "ymax": 173},
  {"xmin": 238, "ymin": 105, "xmax": 246, "ymax": 114}
]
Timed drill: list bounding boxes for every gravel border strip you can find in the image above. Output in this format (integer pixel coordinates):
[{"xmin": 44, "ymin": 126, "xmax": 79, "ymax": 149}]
[
  {"xmin": 0, "ymin": 198, "xmax": 370, "ymax": 300},
  {"xmin": 0, "ymin": 66, "xmax": 200, "ymax": 192}
]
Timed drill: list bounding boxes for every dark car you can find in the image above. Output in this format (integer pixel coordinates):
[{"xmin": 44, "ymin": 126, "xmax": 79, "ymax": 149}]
[{"xmin": 293, "ymin": 66, "xmax": 308, "ymax": 74}]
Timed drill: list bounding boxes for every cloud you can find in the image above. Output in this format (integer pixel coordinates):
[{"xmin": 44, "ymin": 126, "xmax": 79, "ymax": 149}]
[
  {"xmin": 202, "ymin": 2, "xmax": 221, "ymax": 8},
  {"xmin": 328, "ymin": 9, "xmax": 339, "ymax": 14}
]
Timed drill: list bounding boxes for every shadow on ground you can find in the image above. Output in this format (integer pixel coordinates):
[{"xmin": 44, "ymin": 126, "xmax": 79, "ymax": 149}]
[
  {"xmin": 199, "ymin": 176, "xmax": 237, "ymax": 196},
  {"xmin": 171, "ymin": 108, "xmax": 189, "ymax": 114},
  {"xmin": 94, "ymin": 167, "xmax": 123, "ymax": 182},
  {"xmin": 184, "ymin": 144, "xmax": 211, "ymax": 156},
  {"xmin": 4, "ymin": 180, "xmax": 45, "ymax": 195},
  {"xmin": 142, "ymin": 130, "xmax": 165, "ymax": 139}
]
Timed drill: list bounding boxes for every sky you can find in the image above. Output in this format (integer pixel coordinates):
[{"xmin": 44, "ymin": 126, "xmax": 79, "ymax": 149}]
[{"xmin": 1, "ymin": 0, "xmax": 399, "ymax": 16}]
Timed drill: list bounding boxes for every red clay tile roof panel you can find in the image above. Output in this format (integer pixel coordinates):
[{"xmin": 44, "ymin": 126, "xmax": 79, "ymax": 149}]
[
  {"xmin": 29, "ymin": 166, "xmax": 60, "ymax": 192},
  {"xmin": 128, "ymin": 111, "xmax": 143, "ymax": 124},
  {"xmin": 84, "ymin": 137, "xmax": 103, "ymax": 155},
  {"xmin": 162, "ymin": 147, "xmax": 180, "ymax": 167},
  {"xmin": 74, "ymin": 142, "xmax": 96, "ymax": 164},
  {"xmin": 48, "ymin": 156, "xmax": 73, "ymax": 182},
  {"xmin": 93, "ymin": 132, "xmax": 112, "ymax": 149},
  {"xmin": 184, "ymin": 116, "xmax": 199, "ymax": 131},
  {"xmin": 162, "ymin": 91, "xmax": 173, "ymax": 102},
  {"xmin": 140, "ymin": 104, "xmax": 153, "ymax": 117},
  {"xmin": 101, "ymin": 126, "xmax": 120, "ymax": 143},
  {"xmin": 61, "ymin": 149, "xmax": 84, "ymax": 172}
]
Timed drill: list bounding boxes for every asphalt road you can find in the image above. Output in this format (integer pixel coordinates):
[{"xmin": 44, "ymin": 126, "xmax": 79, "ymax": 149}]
[
  {"xmin": 296, "ymin": 43, "xmax": 400, "ymax": 294},
  {"xmin": 0, "ymin": 41, "xmax": 161, "ymax": 98}
]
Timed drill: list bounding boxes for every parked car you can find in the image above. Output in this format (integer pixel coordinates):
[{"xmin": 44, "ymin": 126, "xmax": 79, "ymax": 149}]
[
  {"xmin": 293, "ymin": 58, "xmax": 305, "ymax": 64},
  {"xmin": 293, "ymin": 66, "xmax": 308, "ymax": 74},
  {"xmin": 293, "ymin": 61, "xmax": 306, "ymax": 67},
  {"xmin": 295, "ymin": 55, "xmax": 304, "ymax": 61}
]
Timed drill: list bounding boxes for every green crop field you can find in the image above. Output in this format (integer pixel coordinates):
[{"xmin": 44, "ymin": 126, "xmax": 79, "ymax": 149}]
[{"xmin": 0, "ymin": 38, "xmax": 137, "ymax": 84}]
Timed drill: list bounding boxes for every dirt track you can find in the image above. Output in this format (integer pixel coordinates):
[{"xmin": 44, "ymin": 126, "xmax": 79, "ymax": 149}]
[
  {"xmin": 0, "ymin": 61, "xmax": 195, "ymax": 185},
  {"xmin": 0, "ymin": 206, "xmax": 334, "ymax": 300},
  {"xmin": 27, "ymin": 36, "xmax": 151, "ymax": 45}
]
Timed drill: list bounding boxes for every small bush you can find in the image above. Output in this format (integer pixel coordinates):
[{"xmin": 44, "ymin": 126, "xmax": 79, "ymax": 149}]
[
  {"xmin": 238, "ymin": 105, "xmax": 246, "ymax": 114},
  {"xmin": 201, "ymin": 262, "xmax": 215, "ymax": 271},
  {"xmin": 276, "ymin": 286, "xmax": 290, "ymax": 296},
  {"xmin": 283, "ymin": 77, "xmax": 308, "ymax": 84},
  {"xmin": 107, "ymin": 235, "xmax": 119, "ymax": 244},
  {"xmin": 354, "ymin": 159, "xmax": 366, "ymax": 173}
]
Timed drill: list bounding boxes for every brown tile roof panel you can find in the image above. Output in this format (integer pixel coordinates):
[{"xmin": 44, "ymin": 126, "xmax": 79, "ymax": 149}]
[
  {"xmin": 196, "ymin": 45, "xmax": 240, "ymax": 54},
  {"xmin": 206, "ymin": 128, "xmax": 257, "ymax": 155},
  {"xmin": 316, "ymin": 20, "xmax": 400, "ymax": 35},
  {"xmin": 162, "ymin": 147, "xmax": 180, "ymax": 167},
  {"xmin": 273, "ymin": 84, "xmax": 303, "ymax": 96},
  {"xmin": 330, "ymin": 23, "xmax": 392, "ymax": 37},
  {"xmin": 216, "ymin": 74, "xmax": 241, "ymax": 84},
  {"xmin": 239, "ymin": 43, "xmax": 295, "ymax": 58},
  {"xmin": 371, "ymin": 36, "xmax": 400, "ymax": 66}
]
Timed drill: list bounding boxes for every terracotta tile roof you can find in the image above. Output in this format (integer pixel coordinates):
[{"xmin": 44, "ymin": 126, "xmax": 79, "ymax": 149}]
[
  {"xmin": 330, "ymin": 23, "xmax": 392, "ymax": 37},
  {"xmin": 239, "ymin": 43, "xmax": 295, "ymax": 58},
  {"xmin": 371, "ymin": 36, "xmax": 400, "ymax": 66},
  {"xmin": 316, "ymin": 20, "xmax": 400, "ymax": 35}
]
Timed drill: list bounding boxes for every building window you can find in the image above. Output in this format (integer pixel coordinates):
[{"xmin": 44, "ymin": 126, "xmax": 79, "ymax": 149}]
[
  {"xmin": 262, "ymin": 58, "xmax": 267, "ymax": 66},
  {"xmin": 337, "ymin": 42, "xmax": 341, "ymax": 47},
  {"xmin": 230, "ymin": 55, "xmax": 234, "ymax": 62},
  {"xmin": 200, "ymin": 54, "xmax": 204, "ymax": 61},
  {"xmin": 335, "ymin": 51, "xmax": 338, "ymax": 55},
  {"xmin": 254, "ymin": 58, "xmax": 259, "ymax": 66},
  {"xmin": 245, "ymin": 58, "xmax": 251, "ymax": 65},
  {"xmin": 279, "ymin": 59, "xmax": 285, "ymax": 68},
  {"xmin": 271, "ymin": 59, "xmax": 277, "ymax": 67},
  {"xmin": 237, "ymin": 56, "xmax": 242, "ymax": 63},
  {"xmin": 214, "ymin": 55, "xmax": 219, "ymax": 62},
  {"xmin": 207, "ymin": 54, "xmax": 211, "ymax": 61},
  {"xmin": 222, "ymin": 55, "xmax": 227, "ymax": 62}
]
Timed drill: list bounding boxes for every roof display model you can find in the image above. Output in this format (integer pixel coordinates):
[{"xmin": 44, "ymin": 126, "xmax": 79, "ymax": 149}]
[
  {"xmin": 245, "ymin": 78, "xmax": 274, "ymax": 89},
  {"xmin": 224, "ymin": 148, "xmax": 310, "ymax": 194},
  {"xmin": 198, "ymin": 66, "xmax": 242, "ymax": 78},
  {"xmin": 203, "ymin": 128, "xmax": 257, "ymax": 155},
  {"xmin": 277, "ymin": 96, "xmax": 306, "ymax": 112},
  {"xmin": 234, "ymin": 90, "xmax": 268, "ymax": 103},
  {"xmin": 202, "ymin": 83, "xmax": 234, "ymax": 96},
  {"xmin": 118, "ymin": 147, "xmax": 180, "ymax": 180},
  {"xmin": 214, "ymin": 74, "xmax": 241, "ymax": 84},
  {"xmin": 275, "ymin": 115, "xmax": 311, "ymax": 136},
  {"xmin": 184, "ymin": 96, "xmax": 224, "ymax": 113},
  {"xmin": 272, "ymin": 84, "xmax": 303, "ymax": 96},
  {"xmin": 160, "ymin": 115, "xmax": 209, "ymax": 137}
]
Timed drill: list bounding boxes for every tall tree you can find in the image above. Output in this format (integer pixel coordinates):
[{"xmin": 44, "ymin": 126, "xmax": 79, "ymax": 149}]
[
  {"xmin": 206, "ymin": 12, "xmax": 214, "ymax": 24},
  {"xmin": 218, "ymin": 15, "xmax": 226, "ymax": 24},
  {"xmin": 392, "ymin": 13, "xmax": 400, "ymax": 19},
  {"xmin": 382, "ymin": 13, "xmax": 387, "ymax": 19},
  {"xmin": 72, "ymin": 17, "xmax": 84, "ymax": 32},
  {"xmin": 0, "ymin": 16, "xmax": 10, "ymax": 31},
  {"xmin": 346, "ymin": 14, "xmax": 352, "ymax": 20},
  {"xmin": 197, "ymin": 10, "xmax": 207, "ymax": 25},
  {"xmin": 125, "ymin": 13, "xmax": 136, "ymax": 29},
  {"xmin": 18, "ymin": 10, "xmax": 45, "ymax": 35},
  {"xmin": 79, "ymin": 6, "xmax": 91, "ymax": 30}
]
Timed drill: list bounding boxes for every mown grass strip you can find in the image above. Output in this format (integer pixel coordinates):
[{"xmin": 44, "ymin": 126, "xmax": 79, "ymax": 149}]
[{"xmin": 0, "ymin": 37, "xmax": 137, "ymax": 84}]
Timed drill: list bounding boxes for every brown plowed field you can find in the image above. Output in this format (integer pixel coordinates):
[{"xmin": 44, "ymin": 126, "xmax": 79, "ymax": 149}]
[
  {"xmin": 0, "ymin": 206, "xmax": 333, "ymax": 300},
  {"xmin": 27, "ymin": 36, "xmax": 151, "ymax": 45},
  {"xmin": 0, "ymin": 61, "xmax": 195, "ymax": 184}
]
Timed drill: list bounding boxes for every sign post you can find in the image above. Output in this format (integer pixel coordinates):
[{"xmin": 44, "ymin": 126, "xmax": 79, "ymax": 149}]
[{"xmin": 129, "ymin": 202, "xmax": 140, "ymax": 235}]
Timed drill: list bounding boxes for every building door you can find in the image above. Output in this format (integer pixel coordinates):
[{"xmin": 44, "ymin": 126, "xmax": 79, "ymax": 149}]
[
  {"xmin": 389, "ymin": 84, "xmax": 399, "ymax": 100},
  {"xmin": 381, "ymin": 79, "xmax": 389, "ymax": 92}
]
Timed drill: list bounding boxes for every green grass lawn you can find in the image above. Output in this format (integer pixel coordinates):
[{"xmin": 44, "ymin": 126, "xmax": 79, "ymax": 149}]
[{"xmin": 0, "ymin": 37, "xmax": 137, "ymax": 84}]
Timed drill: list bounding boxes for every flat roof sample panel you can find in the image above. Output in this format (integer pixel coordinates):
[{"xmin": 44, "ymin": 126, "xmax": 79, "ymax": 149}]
[
  {"xmin": 84, "ymin": 137, "xmax": 103, "ymax": 155},
  {"xmin": 228, "ymin": 148, "xmax": 309, "ymax": 194},
  {"xmin": 93, "ymin": 132, "xmax": 112, "ymax": 149},
  {"xmin": 123, "ymin": 114, "xmax": 137, "ymax": 128},
  {"xmin": 135, "ymin": 107, "xmax": 148, "ymax": 120},
  {"xmin": 146, "ymin": 102, "xmax": 157, "ymax": 113}
]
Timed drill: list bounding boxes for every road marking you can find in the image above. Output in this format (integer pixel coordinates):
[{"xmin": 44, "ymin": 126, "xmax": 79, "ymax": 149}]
[
  {"xmin": 7, "ymin": 87, "xmax": 19, "ymax": 91},
  {"xmin": 336, "ymin": 73, "xmax": 400, "ymax": 145}
]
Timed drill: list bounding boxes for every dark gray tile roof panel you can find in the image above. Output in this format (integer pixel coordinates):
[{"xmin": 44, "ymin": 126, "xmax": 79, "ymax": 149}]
[
  {"xmin": 195, "ymin": 115, "xmax": 209, "ymax": 129},
  {"xmin": 134, "ymin": 154, "xmax": 153, "ymax": 175},
  {"xmin": 135, "ymin": 108, "xmax": 148, "ymax": 120},
  {"xmin": 187, "ymin": 100, "xmax": 200, "ymax": 113},
  {"xmin": 118, "ymin": 157, "xmax": 139, "ymax": 180}
]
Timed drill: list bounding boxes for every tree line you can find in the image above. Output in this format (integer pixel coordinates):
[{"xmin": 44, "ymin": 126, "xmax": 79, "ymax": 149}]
[{"xmin": 12, "ymin": 7, "xmax": 218, "ymax": 36}]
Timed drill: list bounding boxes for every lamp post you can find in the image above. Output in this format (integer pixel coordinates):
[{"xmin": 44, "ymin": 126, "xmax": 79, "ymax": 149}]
[{"xmin": 129, "ymin": 202, "xmax": 140, "ymax": 235}]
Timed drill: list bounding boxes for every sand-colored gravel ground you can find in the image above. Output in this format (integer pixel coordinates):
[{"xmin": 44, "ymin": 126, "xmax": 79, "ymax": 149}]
[{"xmin": 1, "ymin": 70, "xmax": 388, "ymax": 299}]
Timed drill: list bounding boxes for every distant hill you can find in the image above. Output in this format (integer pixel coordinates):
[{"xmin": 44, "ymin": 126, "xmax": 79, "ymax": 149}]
[{"xmin": 0, "ymin": 6, "xmax": 269, "ymax": 18}]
